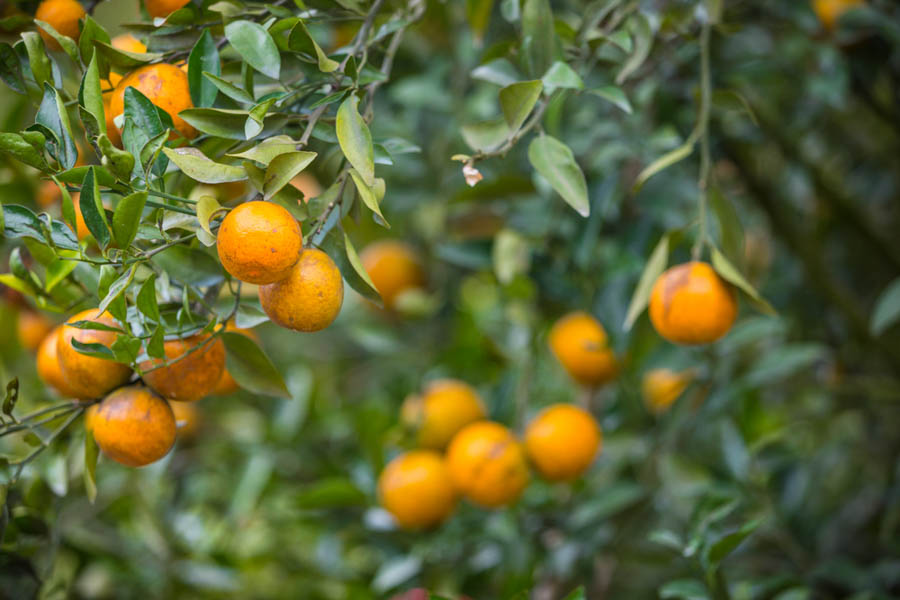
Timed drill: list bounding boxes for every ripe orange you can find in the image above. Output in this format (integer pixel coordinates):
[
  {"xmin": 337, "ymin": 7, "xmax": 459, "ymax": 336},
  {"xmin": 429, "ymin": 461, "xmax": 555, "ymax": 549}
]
[
  {"xmin": 103, "ymin": 98, "xmax": 121, "ymax": 146},
  {"xmin": 290, "ymin": 173, "xmax": 322, "ymax": 201},
  {"xmin": 17, "ymin": 310, "xmax": 54, "ymax": 353},
  {"xmin": 216, "ymin": 202, "xmax": 303, "ymax": 285},
  {"xmin": 145, "ymin": 0, "xmax": 191, "ymax": 18},
  {"xmin": 378, "ymin": 451, "xmax": 457, "ymax": 529},
  {"xmin": 108, "ymin": 63, "xmax": 196, "ymax": 141},
  {"xmin": 37, "ymin": 180, "xmax": 61, "ymax": 209},
  {"xmin": 446, "ymin": 421, "xmax": 530, "ymax": 508},
  {"xmin": 642, "ymin": 368, "xmax": 693, "ymax": 415},
  {"xmin": 57, "ymin": 309, "xmax": 132, "ymax": 399},
  {"xmin": 258, "ymin": 248, "xmax": 344, "ymax": 332},
  {"xmin": 649, "ymin": 261, "xmax": 737, "ymax": 345},
  {"xmin": 524, "ymin": 404, "xmax": 601, "ymax": 481},
  {"xmin": 37, "ymin": 326, "xmax": 80, "ymax": 398},
  {"xmin": 548, "ymin": 311, "xmax": 617, "ymax": 387},
  {"xmin": 139, "ymin": 334, "xmax": 226, "ymax": 402},
  {"xmin": 170, "ymin": 400, "xmax": 200, "ymax": 438},
  {"xmin": 86, "ymin": 385, "xmax": 175, "ymax": 467},
  {"xmin": 70, "ymin": 192, "xmax": 90, "ymax": 240},
  {"xmin": 401, "ymin": 379, "xmax": 486, "ymax": 450},
  {"xmin": 812, "ymin": 0, "xmax": 865, "ymax": 30},
  {"xmin": 107, "ymin": 35, "xmax": 147, "ymax": 89},
  {"xmin": 35, "ymin": 0, "xmax": 85, "ymax": 49},
  {"xmin": 213, "ymin": 321, "xmax": 259, "ymax": 396},
  {"xmin": 360, "ymin": 241, "xmax": 425, "ymax": 310}
]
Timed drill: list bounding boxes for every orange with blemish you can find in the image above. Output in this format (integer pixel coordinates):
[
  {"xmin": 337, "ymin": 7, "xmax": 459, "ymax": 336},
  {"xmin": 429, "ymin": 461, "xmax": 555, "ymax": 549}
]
[
  {"xmin": 57, "ymin": 309, "xmax": 132, "ymax": 399},
  {"xmin": 108, "ymin": 63, "xmax": 196, "ymax": 141},
  {"xmin": 446, "ymin": 421, "xmax": 529, "ymax": 508},
  {"xmin": 402, "ymin": 379, "xmax": 486, "ymax": 450},
  {"xmin": 139, "ymin": 334, "xmax": 226, "ymax": 402},
  {"xmin": 378, "ymin": 451, "xmax": 457, "ymax": 529},
  {"xmin": 259, "ymin": 248, "xmax": 344, "ymax": 332},
  {"xmin": 360, "ymin": 241, "xmax": 425, "ymax": 310},
  {"xmin": 525, "ymin": 404, "xmax": 601, "ymax": 481},
  {"xmin": 17, "ymin": 310, "xmax": 54, "ymax": 353},
  {"xmin": 36, "ymin": 326, "xmax": 80, "ymax": 398},
  {"xmin": 216, "ymin": 201, "xmax": 302, "ymax": 285},
  {"xmin": 548, "ymin": 311, "xmax": 618, "ymax": 387},
  {"xmin": 649, "ymin": 261, "xmax": 737, "ymax": 345},
  {"xmin": 35, "ymin": 0, "xmax": 85, "ymax": 49},
  {"xmin": 86, "ymin": 385, "xmax": 175, "ymax": 467}
]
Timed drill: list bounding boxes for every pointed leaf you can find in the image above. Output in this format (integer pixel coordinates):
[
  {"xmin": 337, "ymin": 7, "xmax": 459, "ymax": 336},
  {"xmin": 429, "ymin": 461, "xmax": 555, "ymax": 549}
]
[
  {"xmin": 111, "ymin": 191, "xmax": 146, "ymax": 248},
  {"xmin": 499, "ymin": 79, "xmax": 542, "ymax": 132},
  {"xmin": 711, "ymin": 247, "xmax": 775, "ymax": 315},
  {"xmin": 225, "ymin": 20, "xmax": 281, "ymax": 79},
  {"xmin": 162, "ymin": 147, "xmax": 247, "ymax": 184},
  {"xmin": 336, "ymin": 95, "xmax": 374, "ymax": 186},
  {"xmin": 624, "ymin": 233, "xmax": 669, "ymax": 330},
  {"xmin": 871, "ymin": 277, "xmax": 900, "ymax": 336},
  {"xmin": 80, "ymin": 167, "xmax": 111, "ymax": 248},
  {"xmin": 222, "ymin": 331, "xmax": 290, "ymax": 398},
  {"xmin": 188, "ymin": 29, "xmax": 220, "ymax": 108},
  {"xmin": 528, "ymin": 133, "xmax": 589, "ymax": 216},
  {"xmin": 263, "ymin": 151, "xmax": 317, "ymax": 199}
]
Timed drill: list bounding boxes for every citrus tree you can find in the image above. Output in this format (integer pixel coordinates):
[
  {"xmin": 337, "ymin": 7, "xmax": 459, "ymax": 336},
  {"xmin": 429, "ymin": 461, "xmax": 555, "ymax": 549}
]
[{"xmin": 1, "ymin": 0, "xmax": 900, "ymax": 598}]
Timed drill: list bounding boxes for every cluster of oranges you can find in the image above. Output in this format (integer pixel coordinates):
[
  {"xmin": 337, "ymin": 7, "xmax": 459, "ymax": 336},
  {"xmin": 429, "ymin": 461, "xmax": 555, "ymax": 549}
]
[{"xmin": 378, "ymin": 379, "xmax": 602, "ymax": 529}]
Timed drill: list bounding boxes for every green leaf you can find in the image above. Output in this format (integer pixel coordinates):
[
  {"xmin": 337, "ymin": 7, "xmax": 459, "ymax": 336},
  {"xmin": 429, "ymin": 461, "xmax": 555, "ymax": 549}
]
[
  {"xmin": 84, "ymin": 431, "xmax": 99, "ymax": 503},
  {"xmin": 336, "ymin": 95, "xmax": 374, "ymax": 186},
  {"xmin": 561, "ymin": 588, "xmax": 586, "ymax": 600},
  {"xmin": 295, "ymin": 477, "xmax": 366, "ymax": 509},
  {"xmin": 2, "ymin": 378, "xmax": 18, "ymax": 416},
  {"xmin": 461, "ymin": 118, "xmax": 510, "ymax": 152},
  {"xmin": 79, "ymin": 55, "xmax": 106, "ymax": 137},
  {"xmin": 228, "ymin": 135, "xmax": 297, "ymax": 165},
  {"xmin": 319, "ymin": 227, "xmax": 382, "ymax": 306},
  {"xmin": 93, "ymin": 41, "xmax": 161, "ymax": 70},
  {"xmin": 0, "ymin": 42, "xmax": 26, "ymax": 94},
  {"xmin": 659, "ymin": 580, "xmax": 710, "ymax": 600},
  {"xmin": 263, "ymin": 151, "xmax": 317, "ymax": 200},
  {"xmin": 35, "ymin": 84, "xmax": 78, "ymax": 169},
  {"xmin": 471, "ymin": 58, "xmax": 522, "ymax": 86},
  {"xmin": 222, "ymin": 331, "xmax": 290, "ymax": 398},
  {"xmin": 80, "ymin": 167, "xmax": 111, "ymax": 248},
  {"xmin": 45, "ymin": 259, "xmax": 77, "ymax": 292},
  {"xmin": 704, "ymin": 518, "xmax": 763, "ymax": 567},
  {"xmin": 110, "ymin": 333, "xmax": 141, "ymax": 364},
  {"xmin": 78, "ymin": 15, "xmax": 110, "ymax": 69},
  {"xmin": 288, "ymin": 20, "xmax": 339, "ymax": 72},
  {"xmin": 111, "ymin": 191, "xmax": 146, "ymax": 248},
  {"xmin": 499, "ymin": 79, "xmax": 542, "ymax": 132},
  {"xmin": 196, "ymin": 195, "xmax": 221, "ymax": 236},
  {"xmin": 616, "ymin": 13, "xmax": 653, "ymax": 85},
  {"xmin": 188, "ymin": 29, "xmax": 220, "ymax": 108},
  {"xmin": 151, "ymin": 246, "xmax": 223, "ymax": 287},
  {"xmin": 179, "ymin": 108, "xmax": 288, "ymax": 140},
  {"xmin": 0, "ymin": 133, "xmax": 49, "ymax": 171},
  {"xmin": 521, "ymin": 0, "xmax": 555, "ymax": 77},
  {"xmin": 34, "ymin": 19, "xmax": 79, "ymax": 61},
  {"xmin": 348, "ymin": 170, "xmax": 388, "ymax": 227},
  {"xmin": 202, "ymin": 71, "xmax": 254, "ymax": 104},
  {"xmin": 527, "ymin": 133, "xmax": 589, "ymax": 216},
  {"xmin": 162, "ymin": 147, "xmax": 247, "ymax": 184},
  {"xmin": 466, "ymin": 0, "xmax": 495, "ymax": 40},
  {"xmin": 631, "ymin": 140, "xmax": 694, "ymax": 193},
  {"xmin": 710, "ymin": 185, "xmax": 743, "ymax": 267},
  {"xmin": 136, "ymin": 275, "xmax": 160, "ymax": 322},
  {"xmin": 225, "ymin": 20, "xmax": 281, "ymax": 80},
  {"xmin": 542, "ymin": 61, "xmax": 584, "ymax": 94},
  {"xmin": 71, "ymin": 339, "xmax": 116, "ymax": 360},
  {"xmin": 624, "ymin": 233, "xmax": 669, "ymax": 330},
  {"xmin": 589, "ymin": 86, "xmax": 633, "ymax": 114},
  {"xmin": 871, "ymin": 277, "xmax": 900, "ymax": 336},
  {"xmin": 22, "ymin": 32, "xmax": 51, "ymax": 91},
  {"xmin": 147, "ymin": 325, "xmax": 165, "ymax": 359},
  {"xmin": 97, "ymin": 134, "xmax": 135, "ymax": 181},
  {"xmin": 97, "ymin": 265, "xmax": 136, "ymax": 314},
  {"xmin": 711, "ymin": 247, "xmax": 775, "ymax": 315}
]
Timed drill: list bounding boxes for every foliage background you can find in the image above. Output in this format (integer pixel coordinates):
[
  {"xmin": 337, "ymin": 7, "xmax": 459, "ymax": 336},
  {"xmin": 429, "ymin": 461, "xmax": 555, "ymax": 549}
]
[{"xmin": 1, "ymin": 0, "xmax": 900, "ymax": 599}]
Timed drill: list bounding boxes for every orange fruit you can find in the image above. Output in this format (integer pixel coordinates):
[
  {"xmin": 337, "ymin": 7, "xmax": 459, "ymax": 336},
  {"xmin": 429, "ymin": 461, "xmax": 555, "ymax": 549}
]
[
  {"xmin": 812, "ymin": 0, "xmax": 865, "ymax": 30},
  {"xmin": 139, "ymin": 334, "xmax": 226, "ymax": 402},
  {"xmin": 145, "ymin": 0, "xmax": 191, "ymax": 18},
  {"xmin": 57, "ymin": 310, "xmax": 132, "ymax": 399},
  {"xmin": 108, "ymin": 63, "xmax": 196, "ymax": 141},
  {"xmin": 35, "ymin": 0, "xmax": 85, "ymax": 49},
  {"xmin": 548, "ymin": 311, "xmax": 617, "ymax": 387},
  {"xmin": 649, "ymin": 261, "xmax": 737, "ymax": 345},
  {"xmin": 216, "ymin": 201, "xmax": 303, "ymax": 285},
  {"xmin": 524, "ymin": 404, "xmax": 601, "ymax": 481},
  {"xmin": 37, "ymin": 180, "xmax": 62, "ymax": 209},
  {"xmin": 70, "ymin": 192, "xmax": 90, "ymax": 240},
  {"xmin": 258, "ymin": 248, "xmax": 343, "ymax": 332},
  {"xmin": 213, "ymin": 322, "xmax": 259, "ymax": 396},
  {"xmin": 401, "ymin": 379, "xmax": 486, "ymax": 450},
  {"xmin": 446, "ymin": 421, "xmax": 530, "ymax": 508},
  {"xmin": 378, "ymin": 450, "xmax": 457, "ymax": 529},
  {"xmin": 170, "ymin": 400, "xmax": 200, "ymax": 438},
  {"xmin": 86, "ymin": 385, "xmax": 175, "ymax": 467},
  {"xmin": 642, "ymin": 368, "xmax": 693, "ymax": 415},
  {"xmin": 360, "ymin": 241, "xmax": 425, "ymax": 310},
  {"xmin": 17, "ymin": 310, "xmax": 54, "ymax": 353},
  {"xmin": 290, "ymin": 173, "xmax": 322, "ymax": 201},
  {"xmin": 103, "ymin": 98, "xmax": 121, "ymax": 146},
  {"xmin": 37, "ymin": 326, "xmax": 80, "ymax": 398}
]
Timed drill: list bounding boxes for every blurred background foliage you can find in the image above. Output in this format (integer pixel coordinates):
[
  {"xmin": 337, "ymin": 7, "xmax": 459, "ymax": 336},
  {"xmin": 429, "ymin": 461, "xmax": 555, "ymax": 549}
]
[{"xmin": 1, "ymin": 0, "xmax": 900, "ymax": 599}]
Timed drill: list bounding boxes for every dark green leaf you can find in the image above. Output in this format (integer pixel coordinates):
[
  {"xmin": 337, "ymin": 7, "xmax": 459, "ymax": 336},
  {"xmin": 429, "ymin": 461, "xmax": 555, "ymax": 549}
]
[
  {"xmin": 80, "ymin": 167, "xmax": 111, "ymax": 248},
  {"xmin": 521, "ymin": 0, "xmax": 555, "ymax": 77},
  {"xmin": 188, "ymin": 29, "xmax": 220, "ymax": 108},
  {"xmin": 222, "ymin": 331, "xmax": 290, "ymax": 398},
  {"xmin": 225, "ymin": 20, "xmax": 281, "ymax": 79},
  {"xmin": 528, "ymin": 133, "xmax": 589, "ymax": 216}
]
